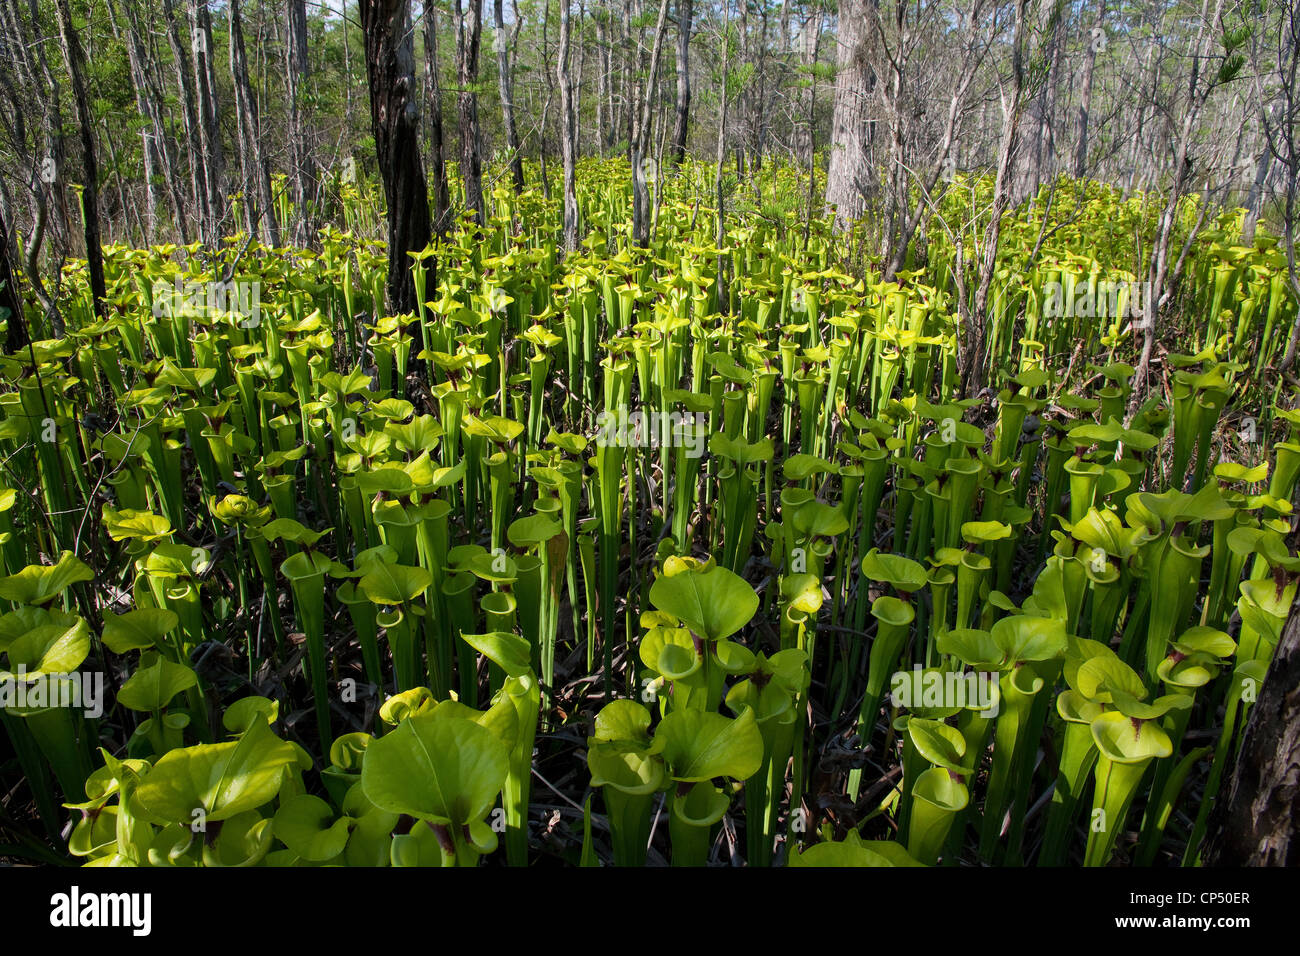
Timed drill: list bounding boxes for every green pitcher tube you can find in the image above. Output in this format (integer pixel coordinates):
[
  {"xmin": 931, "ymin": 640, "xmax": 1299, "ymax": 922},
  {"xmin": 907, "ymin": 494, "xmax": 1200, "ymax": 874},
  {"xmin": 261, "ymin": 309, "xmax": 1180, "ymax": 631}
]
[
  {"xmin": 374, "ymin": 500, "xmax": 419, "ymax": 566},
  {"xmin": 1267, "ymin": 441, "xmax": 1300, "ymax": 514},
  {"xmin": 1191, "ymin": 388, "xmax": 1229, "ymax": 491},
  {"xmin": 513, "ymin": 554, "xmax": 543, "ymax": 666},
  {"xmin": 1084, "ymin": 714, "xmax": 1172, "ymax": 867},
  {"xmin": 500, "ymin": 672, "xmax": 541, "ymax": 867},
  {"xmin": 481, "ymin": 591, "xmax": 518, "ymax": 695},
  {"xmin": 995, "ymin": 393, "xmax": 1033, "ymax": 465},
  {"xmin": 338, "ymin": 580, "xmax": 382, "ymax": 687},
  {"xmin": 1041, "ymin": 435, "xmax": 1071, "ymax": 522},
  {"xmin": 1098, "ymin": 385, "xmax": 1126, "ymax": 430},
  {"xmin": 849, "ymin": 595, "xmax": 915, "ymax": 799},
  {"xmin": 944, "ymin": 457, "xmax": 983, "ymax": 550},
  {"xmin": 281, "ymin": 549, "xmax": 333, "ymax": 749},
  {"xmin": 1039, "ymin": 691, "xmax": 1101, "ymax": 866},
  {"xmin": 1144, "ymin": 535, "xmax": 1206, "ymax": 680},
  {"xmin": 1065, "ymin": 456, "xmax": 1105, "ymax": 525},
  {"xmin": 376, "ymin": 606, "xmax": 416, "ymax": 696},
  {"xmin": 911, "ymin": 480, "xmax": 938, "ymax": 560},
  {"xmin": 860, "ymin": 444, "xmax": 890, "ymax": 537},
  {"xmin": 979, "ymin": 664, "xmax": 1042, "ymax": 861},
  {"xmin": 955, "ymin": 551, "xmax": 990, "ymax": 632},
  {"xmin": 908, "ymin": 767, "xmax": 970, "ymax": 866},
  {"xmin": 926, "ymin": 566, "xmax": 955, "ymax": 661},
  {"xmin": 443, "ymin": 570, "xmax": 480, "ymax": 704},
  {"xmin": 1169, "ymin": 375, "xmax": 1199, "ymax": 486}
]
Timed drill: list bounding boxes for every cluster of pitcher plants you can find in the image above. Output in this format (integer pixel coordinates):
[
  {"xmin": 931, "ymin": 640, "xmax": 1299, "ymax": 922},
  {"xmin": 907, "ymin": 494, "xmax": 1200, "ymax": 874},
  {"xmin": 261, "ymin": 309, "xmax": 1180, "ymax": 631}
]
[{"xmin": 0, "ymin": 158, "xmax": 1295, "ymax": 866}]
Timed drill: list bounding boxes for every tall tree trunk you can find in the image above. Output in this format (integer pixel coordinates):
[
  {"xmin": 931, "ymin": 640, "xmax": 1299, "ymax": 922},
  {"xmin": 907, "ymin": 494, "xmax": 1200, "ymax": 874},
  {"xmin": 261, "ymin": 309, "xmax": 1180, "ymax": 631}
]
[
  {"xmin": 558, "ymin": 0, "xmax": 579, "ymax": 252},
  {"xmin": 113, "ymin": 0, "xmax": 190, "ymax": 244},
  {"xmin": 0, "ymin": 205, "xmax": 27, "ymax": 352},
  {"xmin": 343, "ymin": 0, "xmax": 356, "ymax": 131},
  {"xmin": 825, "ymin": 0, "xmax": 870, "ymax": 228},
  {"xmin": 230, "ymin": 0, "xmax": 280, "ymax": 246},
  {"xmin": 360, "ymin": 0, "xmax": 433, "ymax": 316},
  {"xmin": 53, "ymin": 0, "xmax": 106, "ymax": 321},
  {"xmin": 423, "ymin": 1, "xmax": 453, "ymax": 236},
  {"xmin": 1038, "ymin": 2, "xmax": 1063, "ymax": 185},
  {"xmin": 619, "ymin": 0, "xmax": 632, "ymax": 154},
  {"xmin": 670, "ymin": 0, "xmax": 691, "ymax": 166},
  {"xmin": 455, "ymin": 0, "xmax": 485, "ymax": 224},
  {"xmin": 1012, "ymin": 0, "xmax": 1061, "ymax": 205},
  {"xmin": 1133, "ymin": 0, "xmax": 1227, "ymax": 407},
  {"xmin": 1072, "ymin": 0, "xmax": 1105, "ymax": 178},
  {"xmin": 802, "ymin": 15, "xmax": 820, "ymax": 251},
  {"xmin": 161, "ymin": 0, "xmax": 208, "ymax": 237},
  {"xmin": 630, "ymin": 0, "xmax": 670, "ymax": 246},
  {"xmin": 572, "ymin": 0, "xmax": 585, "ymax": 155},
  {"xmin": 752, "ymin": 2, "xmax": 770, "ymax": 166},
  {"xmin": 714, "ymin": 0, "xmax": 730, "ymax": 296},
  {"xmin": 1203, "ymin": 585, "xmax": 1300, "ymax": 865},
  {"xmin": 189, "ymin": 0, "xmax": 227, "ymax": 243},
  {"xmin": 104, "ymin": 0, "xmax": 157, "ymax": 240},
  {"xmin": 594, "ymin": 6, "xmax": 610, "ymax": 153},
  {"xmin": 960, "ymin": 0, "xmax": 1031, "ymax": 397},
  {"xmin": 286, "ymin": 0, "xmax": 318, "ymax": 245},
  {"xmin": 1241, "ymin": 147, "xmax": 1271, "ymax": 245},
  {"xmin": 139, "ymin": 128, "xmax": 159, "ymax": 242},
  {"xmin": 7, "ymin": 0, "xmax": 66, "ymax": 333},
  {"xmin": 539, "ymin": 0, "xmax": 553, "ymax": 197},
  {"xmin": 736, "ymin": 0, "xmax": 749, "ymax": 170},
  {"xmin": 1260, "ymin": 2, "xmax": 1300, "ymax": 372},
  {"xmin": 493, "ymin": 0, "xmax": 525, "ymax": 192},
  {"xmin": 1274, "ymin": 162, "xmax": 1300, "ymax": 371}
]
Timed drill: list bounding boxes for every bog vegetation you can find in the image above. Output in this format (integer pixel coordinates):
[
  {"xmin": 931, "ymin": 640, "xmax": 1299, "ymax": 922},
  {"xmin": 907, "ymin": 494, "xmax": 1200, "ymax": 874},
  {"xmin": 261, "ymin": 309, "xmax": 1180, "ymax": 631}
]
[{"xmin": 1, "ymin": 158, "xmax": 1297, "ymax": 867}]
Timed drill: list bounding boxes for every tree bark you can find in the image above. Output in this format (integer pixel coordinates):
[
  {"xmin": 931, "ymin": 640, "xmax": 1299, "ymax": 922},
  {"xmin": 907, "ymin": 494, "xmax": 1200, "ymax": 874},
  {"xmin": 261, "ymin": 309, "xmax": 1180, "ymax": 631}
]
[
  {"xmin": 715, "ymin": 0, "xmax": 730, "ymax": 295},
  {"xmin": 53, "ymin": 0, "xmax": 106, "ymax": 321},
  {"xmin": 455, "ymin": 0, "xmax": 485, "ymax": 224},
  {"xmin": 670, "ymin": 0, "xmax": 692, "ymax": 166},
  {"xmin": 189, "ymin": 0, "xmax": 227, "ymax": 244},
  {"xmin": 1241, "ymin": 148, "xmax": 1270, "ymax": 245},
  {"xmin": 1253, "ymin": 1, "xmax": 1300, "ymax": 372},
  {"xmin": 594, "ymin": 4, "xmax": 611, "ymax": 153},
  {"xmin": 1072, "ymin": 0, "xmax": 1105, "ymax": 178},
  {"xmin": 825, "ymin": 0, "xmax": 870, "ymax": 228},
  {"xmin": 160, "ymin": 0, "xmax": 208, "ymax": 238},
  {"xmin": 802, "ymin": 17, "xmax": 820, "ymax": 251},
  {"xmin": 230, "ymin": 0, "xmax": 280, "ymax": 246},
  {"xmin": 113, "ymin": 0, "xmax": 190, "ymax": 245},
  {"xmin": 423, "ymin": 1, "xmax": 453, "ymax": 236},
  {"xmin": 103, "ymin": 0, "xmax": 157, "ymax": 240},
  {"xmin": 960, "ymin": 0, "xmax": 1031, "ymax": 397},
  {"xmin": 630, "ymin": 0, "xmax": 670, "ymax": 246},
  {"xmin": 0, "ymin": 204, "xmax": 27, "ymax": 352},
  {"xmin": 537, "ymin": 0, "xmax": 554, "ymax": 197},
  {"xmin": 4, "ymin": 0, "xmax": 66, "ymax": 334},
  {"xmin": 1012, "ymin": 0, "xmax": 1060, "ymax": 205},
  {"xmin": 286, "ymin": 0, "xmax": 318, "ymax": 245},
  {"xmin": 558, "ymin": 0, "xmax": 579, "ymax": 252},
  {"xmin": 1133, "ymin": 0, "xmax": 1228, "ymax": 408},
  {"xmin": 1203, "ymin": 586, "xmax": 1300, "ymax": 865},
  {"xmin": 619, "ymin": 0, "xmax": 632, "ymax": 153},
  {"xmin": 360, "ymin": 0, "xmax": 433, "ymax": 316},
  {"xmin": 493, "ymin": 0, "xmax": 525, "ymax": 192}
]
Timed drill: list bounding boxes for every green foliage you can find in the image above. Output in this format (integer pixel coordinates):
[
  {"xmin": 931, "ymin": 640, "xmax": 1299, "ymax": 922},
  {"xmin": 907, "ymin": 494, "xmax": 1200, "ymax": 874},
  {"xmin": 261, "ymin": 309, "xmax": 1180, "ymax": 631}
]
[{"xmin": 1, "ymin": 157, "xmax": 1295, "ymax": 870}]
